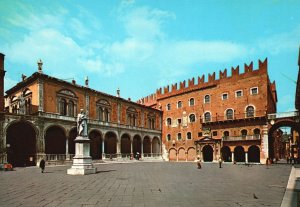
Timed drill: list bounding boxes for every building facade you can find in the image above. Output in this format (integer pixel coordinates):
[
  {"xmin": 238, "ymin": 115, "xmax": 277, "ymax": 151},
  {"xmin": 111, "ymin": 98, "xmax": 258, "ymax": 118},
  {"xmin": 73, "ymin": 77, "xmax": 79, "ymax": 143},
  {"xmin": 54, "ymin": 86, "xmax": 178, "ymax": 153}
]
[
  {"xmin": 0, "ymin": 54, "xmax": 162, "ymax": 167},
  {"xmin": 139, "ymin": 59, "xmax": 277, "ymax": 163}
]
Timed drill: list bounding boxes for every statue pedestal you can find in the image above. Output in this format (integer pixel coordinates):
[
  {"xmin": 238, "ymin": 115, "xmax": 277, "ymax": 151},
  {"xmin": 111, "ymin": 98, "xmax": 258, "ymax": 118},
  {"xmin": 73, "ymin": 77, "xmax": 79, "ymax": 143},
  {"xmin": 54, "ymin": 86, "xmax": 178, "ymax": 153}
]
[{"xmin": 67, "ymin": 136, "xmax": 97, "ymax": 175}]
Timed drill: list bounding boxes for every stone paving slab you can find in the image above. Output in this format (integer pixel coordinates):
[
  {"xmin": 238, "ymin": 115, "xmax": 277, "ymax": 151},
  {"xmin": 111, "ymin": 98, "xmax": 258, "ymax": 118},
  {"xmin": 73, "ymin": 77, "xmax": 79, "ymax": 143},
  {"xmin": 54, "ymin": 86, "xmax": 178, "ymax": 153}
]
[{"xmin": 0, "ymin": 162, "xmax": 291, "ymax": 207}]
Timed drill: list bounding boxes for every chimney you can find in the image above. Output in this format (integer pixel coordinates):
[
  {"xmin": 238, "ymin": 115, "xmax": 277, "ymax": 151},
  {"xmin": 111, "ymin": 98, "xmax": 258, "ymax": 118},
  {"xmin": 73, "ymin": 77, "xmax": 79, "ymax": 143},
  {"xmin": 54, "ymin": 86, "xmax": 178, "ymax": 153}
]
[
  {"xmin": 37, "ymin": 59, "xmax": 43, "ymax": 73},
  {"xmin": 0, "ymin": 53, "xmax": 6, "ymax": 112},
  {"xmin": 117, "ymin": 87, "xmax": 120, "ymax": 97},
  {"xmin": 22, "ymin": 74, "xmax": 27, "ymax": 81},
  {"xmin": 72, "ymin": 79, "xmax": 76, "ymax": 85},
  {"xmin": 128, "ymin": 98, "xmax": 131, "ymax": 101}
]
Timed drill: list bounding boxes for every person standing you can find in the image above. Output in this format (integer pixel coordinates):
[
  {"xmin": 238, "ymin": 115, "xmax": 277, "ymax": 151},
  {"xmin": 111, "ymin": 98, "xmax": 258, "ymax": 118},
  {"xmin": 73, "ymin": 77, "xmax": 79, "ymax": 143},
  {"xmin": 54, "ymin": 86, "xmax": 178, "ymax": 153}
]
[
  {"xmin": 39, "ymin": 159, "xmax": 45, "ymax": 173},
  {"xmin": 197, "ymin": 157, "xmax": 202, "ymax": 169},
  {"xmin": 219, "ymin": 157, "xmax": 222, "ymax": 168}
]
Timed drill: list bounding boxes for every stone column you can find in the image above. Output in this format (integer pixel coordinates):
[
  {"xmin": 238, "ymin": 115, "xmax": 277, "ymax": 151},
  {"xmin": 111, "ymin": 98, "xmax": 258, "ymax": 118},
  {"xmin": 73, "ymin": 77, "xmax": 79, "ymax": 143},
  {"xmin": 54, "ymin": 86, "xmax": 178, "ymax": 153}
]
[
  {"xmin": 130, "ymin": 138, "xmax": 133, "ymax": 155},
  {"xmin": 38, "ymin": 79, "xmax": 44, "ymax": 112},
  {"xmin": 102, "ymin": 138, "xmax": 105, "ymax": 159},
  {"xmin": 66, "ymin": 138, "xmax": 69, "ymax": 160},
  {"xmin": 141, "ymin": 141, "xmax": 144, "ymax": 158},
  {"xmin": 245, "ymin": 151, "xmax": 248, "ymax": 163},
  {"xmin": 213, "ymin": 144, "xmax": 216, "ymax": 161},
  {"xmin": 117, "ymin": 140, "xmax": 121, "ymax": 156},
  {"xmin": 150, "ymin": 140, "xmax": 153, "ymax": 156},
  {"xmin": 36, "ymin": 119, "xmax": 45, "ymax": 166},
  {"xmin": 232, "ymin": 152, "xmax": 235, "ymax": 163}
]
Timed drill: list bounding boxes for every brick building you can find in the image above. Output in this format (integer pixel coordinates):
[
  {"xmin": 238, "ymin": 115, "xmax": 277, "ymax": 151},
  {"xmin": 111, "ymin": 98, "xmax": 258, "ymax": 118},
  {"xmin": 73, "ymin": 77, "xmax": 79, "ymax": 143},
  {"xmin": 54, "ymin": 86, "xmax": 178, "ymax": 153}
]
[
  {"xmin": 139, "ymin": 59, "xmax": 277, "ymax": 163},
  {"xmin": 0, "ymin": 54, "xmax": 162, "ymax": 167}
]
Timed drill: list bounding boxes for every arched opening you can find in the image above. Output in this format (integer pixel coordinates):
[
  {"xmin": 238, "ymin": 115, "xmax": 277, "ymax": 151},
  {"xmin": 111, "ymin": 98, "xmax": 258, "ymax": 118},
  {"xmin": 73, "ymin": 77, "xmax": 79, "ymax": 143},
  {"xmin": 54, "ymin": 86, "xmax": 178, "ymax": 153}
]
[
  {"xmin": 202, "ymin": 145, "xmax": 213, "ymax": 162},
  {"xmin": 221, "ymin": 146, "xmax": 231, "ymax": 162},
  {"xmin": 152, "ymin": 137, "xmax": 160, "ymax": 155},
  {"xmin": 45, "ymin": 126, "xmax": 66, "ymax": 155},
  {"xmin": 187, "ymin": 148, "xmax": 196, "ymax": 161},
  {"xmin": 89, "ymin": 130, "xmax": 102, "ymax": 160},
  {"xmin": 105, "ymin": 132, "xmax": 117, "ymax": 154},
  {"xmin": 234, "ymin": 146, "xmax": 245, "ymax": 162},
  {"xmin": 178, "ymin": 148, "xmax": 186, "ymax": 161},
  {"xmin": 68, "ymin": 128, "xmax": 77, "ymax": 155},
  {"xmin": 133, "ymin": 135, "xmax": 141, "ymax": 154},
  {"xmin": 169, "ymin": 148, "xmax": 177, "ymax": 161},
  {"xmin": 121, "ymin": 134, "xmax": 131, "ymax": 155},
  {"xmin": 143, "ymin": 136, "xmax": 151, "ymax": 155},
  {"xmin": 248, "ymin": 145, "xmax": 260, "ymax": 163},
  {"xmin": 6, "ymin": 121, "xmax": 36, "ymax": 167}
]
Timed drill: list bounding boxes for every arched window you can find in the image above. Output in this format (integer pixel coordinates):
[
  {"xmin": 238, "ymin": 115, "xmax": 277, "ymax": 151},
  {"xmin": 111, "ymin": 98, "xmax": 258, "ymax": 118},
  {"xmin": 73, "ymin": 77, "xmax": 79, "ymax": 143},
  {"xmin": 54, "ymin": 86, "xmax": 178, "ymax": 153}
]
[
  {"xmin": 68, "ymin": 100, "xmax": 74, "ymax": 117},
  {"xmin": 98, "ymin": 108, "xmax": 104, "ymax": 121},
  {"xmin": 104, "ymin": 108, "xmax": 109, "ymax": 122},
  {"xmin": 226, "ymin": 109, "xmax": 233, "ymax": 120},
  {"xmin": 189, "ymin": 98, "xmax": 195, "ymax": 106},
  {"xmin": 97, "ymin": 99, "xmax": 111, "ymax": 122},
  {"xmin": 177, "ymin": 133, "xmax": 182, "ymax": 140},
  {"xmin": 60, "ymin": 99, "xmax": 67, "ymax": 116},
  {"xmin": 167, "ymin": 118, "xmax": 172, "ymax": 126},
  {"xmin": 166, "ymin": 104, "xmax": 171, "ymax": 111},
  {"xmin": 241, "ymin": 129, "xmax": 247, "ymax": 138},
  {"xmin": 177, "ymin": 101, "xmax": 182, "ymax": 108},
  {"xmin": 223, "ymin": 131, "xmax": 229, "ymax": 138},
  {"xmin": 189, "ymin": 114, "xmax": 196, "ymax": 122},
  {"xmin": 187, "ymin": 132, "xmax": 192, "ymax": 140},
  {"xmin": 246, "ymin": 106, "xmax": 255, "ymax": 117},
  {"xmin": 204, "ymin": 112, "xmax": 211, "ymax": 122},
  {"xmin": 167, "ymin": 134, "xmax": 171, "ymax": 141},
  {"xmin": 204, "ymin": 95, "xmax": 210, "ymax": 103}
]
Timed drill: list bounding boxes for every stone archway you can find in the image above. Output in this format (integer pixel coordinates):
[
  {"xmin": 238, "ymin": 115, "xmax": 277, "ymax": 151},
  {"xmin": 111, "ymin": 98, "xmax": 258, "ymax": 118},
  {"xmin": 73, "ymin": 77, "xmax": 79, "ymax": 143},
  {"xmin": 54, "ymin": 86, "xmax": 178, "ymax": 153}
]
[
  {"xmin": 68, "ymin": 127, "xmax": 77, "ymax": 155},
  {"xmin": 121, "ymin": 134, "xmax": 131, "ymax": 154},
  {"xmin": 234, "ymin": 146, "xmax": 245, "ymax": 162},
  {"xmin": 152, "ymin": 137, "xmax": 160, "ymax": 155},
  {"xmin": 187, "ymin": 147, "xmax": 196, "ymax": 161},
  {"xmin": 105, "ymin": 132, "xmax": 117, "ymax": 154},
  {"xmin": 221, "ymin": 146, "xmax": 231, "ymax": 162},
  {"xmin": 89, "ymin": 130, "xmax": 102, "ymax": 160},
  {"xmin": 45, "ymin": 126, "xmax": 66, "ymax": 155},
  {"xmin": 133, "ymin": 135, "xmax": 142, "ymax": 154},
  {"xmin": 178, "ymin": 148, "xmax": 186, "ymax": 161},
  {"xmin": 143, "ymin": 136, "xmax": 151, "ymax": 155},
  {"xmin": 248, "ymin": 145, "xmax": 260, "ymax": 163},
  {"xmin": 202, "ymin": 145, "xmax": 213, "ymax": 162},
  {"xmin": 169, "ymin": 148, "xmax": 177, "ymax": 161},
  {"xmin": 6, "ymin": 121, "xmax": 37, "ymax": 167}
]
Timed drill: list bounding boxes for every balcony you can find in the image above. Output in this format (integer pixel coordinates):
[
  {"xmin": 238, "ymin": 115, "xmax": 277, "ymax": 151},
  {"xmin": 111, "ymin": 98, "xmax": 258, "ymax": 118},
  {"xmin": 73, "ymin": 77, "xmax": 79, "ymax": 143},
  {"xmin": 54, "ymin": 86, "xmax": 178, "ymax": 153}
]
[
  {"xmin": 267, "ymin": 111, "xmax": 299, "ymax": 120},
  {"xmin": 222, "ymin": 135, "xmax": 261, "ymax": 142},
  {"xmin": 201, "ymin": 110, "xmax": 266, "ymax": 125}
]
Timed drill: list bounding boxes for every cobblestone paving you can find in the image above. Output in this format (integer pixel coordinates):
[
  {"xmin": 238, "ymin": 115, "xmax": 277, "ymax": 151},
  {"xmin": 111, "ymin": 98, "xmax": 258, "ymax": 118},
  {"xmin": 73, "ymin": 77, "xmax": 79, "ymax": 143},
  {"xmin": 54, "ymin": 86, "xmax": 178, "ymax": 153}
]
[{"xmin": 0, "ymin": 162, "xmax": 291, "ymax": 207}]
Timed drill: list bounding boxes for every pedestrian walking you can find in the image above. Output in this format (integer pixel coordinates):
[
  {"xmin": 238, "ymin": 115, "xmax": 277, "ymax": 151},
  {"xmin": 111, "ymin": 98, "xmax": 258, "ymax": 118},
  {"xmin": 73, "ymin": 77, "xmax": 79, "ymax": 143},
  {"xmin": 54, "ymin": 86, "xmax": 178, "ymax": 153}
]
[
  {"xmin": 266, "ymin": 158, "xmax": 269, "ymax": 169},
  {"xmin": 219, "ymin": 157, "xmax": 222, "ymax": 168},
  {"xmin": 197, "ymin": 157, "xmax": 202, "ymax": 169},
  {"xmin": 39, "ymin": 159, "xmax": 45, "ymax": 173}
]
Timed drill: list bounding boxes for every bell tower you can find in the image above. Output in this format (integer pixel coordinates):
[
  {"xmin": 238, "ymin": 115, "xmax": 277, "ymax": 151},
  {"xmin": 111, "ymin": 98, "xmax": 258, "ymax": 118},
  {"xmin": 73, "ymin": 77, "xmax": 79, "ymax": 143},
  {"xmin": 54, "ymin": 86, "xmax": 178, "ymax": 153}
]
[{"xmin": 0, "ymin": 53, "xmax": 6, "ymax": 112}]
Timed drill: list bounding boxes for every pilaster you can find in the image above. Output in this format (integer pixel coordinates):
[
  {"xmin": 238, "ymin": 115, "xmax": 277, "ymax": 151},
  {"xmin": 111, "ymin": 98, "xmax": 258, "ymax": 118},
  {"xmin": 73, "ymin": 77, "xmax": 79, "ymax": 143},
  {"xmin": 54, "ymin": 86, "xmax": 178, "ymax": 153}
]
[{"xmin": 38, "ymin": 78, "xmax": 44, "ymax": 112}]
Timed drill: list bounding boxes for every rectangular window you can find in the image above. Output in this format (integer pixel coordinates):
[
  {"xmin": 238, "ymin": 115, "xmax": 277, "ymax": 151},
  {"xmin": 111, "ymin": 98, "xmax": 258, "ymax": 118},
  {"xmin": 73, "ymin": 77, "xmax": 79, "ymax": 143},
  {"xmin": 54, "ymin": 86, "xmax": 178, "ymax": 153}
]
[
  {"xmin": 177, "ymin": 118, "xmax": 182, "ymax": 125},
  {"xmin": 212, "ymin": 131, "xmax": 218, "ymax": 136},
  {"xmin": 235, "ymin": 90, "xmax": 243, "ymax": 97},
  {"xmin": 198, "ymin": 132, "xmax": 202, "ymax": 137},
  {"xmin": 222, "ymin": 93, "xmax": 228, "ymax": 100},
  {"xmin": 250, "ymin": 87, "xmax": 258, "ymax": 95}
]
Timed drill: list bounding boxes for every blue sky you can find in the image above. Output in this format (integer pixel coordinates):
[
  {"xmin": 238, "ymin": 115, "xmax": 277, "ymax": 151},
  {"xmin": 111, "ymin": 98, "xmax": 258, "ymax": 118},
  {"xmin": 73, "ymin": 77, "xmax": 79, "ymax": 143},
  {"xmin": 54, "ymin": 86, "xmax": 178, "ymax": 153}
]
[{"xmin": 1, "ymin": 0, "xmax": 299, "ymax": 112}]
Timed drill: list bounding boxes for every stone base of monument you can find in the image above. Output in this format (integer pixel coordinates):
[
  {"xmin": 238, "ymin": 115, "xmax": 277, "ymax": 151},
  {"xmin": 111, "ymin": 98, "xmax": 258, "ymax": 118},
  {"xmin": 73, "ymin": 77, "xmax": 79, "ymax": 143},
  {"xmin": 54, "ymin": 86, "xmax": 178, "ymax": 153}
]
[{"xmin": 67, "ymin": 136, "xmax": 97, "ymax": 175}]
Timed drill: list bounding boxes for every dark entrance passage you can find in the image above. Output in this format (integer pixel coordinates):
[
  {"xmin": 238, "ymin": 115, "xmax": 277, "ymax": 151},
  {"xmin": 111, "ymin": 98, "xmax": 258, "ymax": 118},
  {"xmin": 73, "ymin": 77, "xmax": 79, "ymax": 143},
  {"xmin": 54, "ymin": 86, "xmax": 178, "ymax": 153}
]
[
  {"xmin": 234, "ymin": 146, "xmax": 245, "ymax": 162},
  {"xmin": 105, "ymin": 132, "xmax": 117, "ymax": 154},
  {"xmin": 202, "ymin": 145, "xmax": 213, "ymax": 162},
  {"xmin": 68, "ymin": 128, "xmax": 77, "ymax": 155},
  {"xmin": 45, "ymin": 126, "xmax": 66, "ymax": 154},
  {"xmin": 143, "ymin": 136, "xmax": 151, "ymax": 154},
  {"xmin": 248, "ymin": 145, "xmax": 260, "ymax": 163},
  {"xmin": 121, "ymin": 134, "xmax": 131, "ymax": 154},
  {"xmin": 89, "ymin": 130, "xmax": 102, "ymax": 159},
  {"xmin": 133, "ymin": 135, "xmax": 141, "ymax": 154},
  {"xmin": 221, "ymin": 146, "xmax": 231, "ymax": 162},
  {"xmin": 6, "ymin": 121, "xmax": 36, "ymax": 167}
]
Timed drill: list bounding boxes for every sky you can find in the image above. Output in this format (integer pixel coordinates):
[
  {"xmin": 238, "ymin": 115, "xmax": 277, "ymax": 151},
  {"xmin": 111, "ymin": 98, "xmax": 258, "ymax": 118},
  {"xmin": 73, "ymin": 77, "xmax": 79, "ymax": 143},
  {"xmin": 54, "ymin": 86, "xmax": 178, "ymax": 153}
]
[{"xmin": 0, "ymin": 0, "xmax": 299, "ymax": 113}]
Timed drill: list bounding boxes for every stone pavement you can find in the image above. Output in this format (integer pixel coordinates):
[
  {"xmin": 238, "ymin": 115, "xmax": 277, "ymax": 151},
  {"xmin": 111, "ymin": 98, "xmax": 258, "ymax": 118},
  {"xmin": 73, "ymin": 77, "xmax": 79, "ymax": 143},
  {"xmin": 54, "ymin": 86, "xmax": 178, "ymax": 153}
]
[{"xmin": 0, "ymin": 162, "xmax": 291, "ymax": 207}]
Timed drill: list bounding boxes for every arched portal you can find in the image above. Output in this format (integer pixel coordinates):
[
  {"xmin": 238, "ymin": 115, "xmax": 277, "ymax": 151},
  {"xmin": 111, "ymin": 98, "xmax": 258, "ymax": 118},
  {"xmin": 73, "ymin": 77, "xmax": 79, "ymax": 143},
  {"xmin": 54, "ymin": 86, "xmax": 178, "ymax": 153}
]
[
  {"xmin": 187, "ymin": 147, "xmax": 196, "ymax": 161},
  {"xmin": 169, "ymin": 148, "xmax": 177, "ymax": 161},
  {"xmin": 133, "ymin": 135, "xmax": 141, "ymax": 154},
  {"xmin": 234, "ymin": 146, "xmax": 245, "ymax": 162},
  {"xmin": 221, "ymin": 146, "xmax": 231, "ymax": 162},
  {"xmin": 202, "ymin": 145, "xmax": 213, "ymax": 162},
  {"xmin": 178, "ymin": 148, "xmax": 186, "ymax": 161},
  {"xmin": 68, "ymin": 128, "xmax": 77, "ymax": 155},
  {"xmin": 45, "ymin": 126, "xmax": 66, "ymax": 155},
  {"xmin": 152, "ymin": 137, "xmax": 160, "ymax": 155},
  {"xmin": 268, "ymin": 120, "xmax": 300, "ymax": 161},
  {"xmin": 105, "ymin": 132, "xmax": 117, "ymax": 154},
  {"xmin": 121, "ymin": 134, "xmax": 131, "ymax": 154},
  {"xmin": 143, "ymin": 136, "xmax": 151, "ymax": 155},
  {"xmin": 6, "ymin": 121, "xmax": 36, "ymax": 167},
  {"xmin": 89, "ymin": 130, "xmax": 102, "ymax": 159},
  {"xmin": 248, "ymin": 145, "xmax": 260, "ymax": 163}
]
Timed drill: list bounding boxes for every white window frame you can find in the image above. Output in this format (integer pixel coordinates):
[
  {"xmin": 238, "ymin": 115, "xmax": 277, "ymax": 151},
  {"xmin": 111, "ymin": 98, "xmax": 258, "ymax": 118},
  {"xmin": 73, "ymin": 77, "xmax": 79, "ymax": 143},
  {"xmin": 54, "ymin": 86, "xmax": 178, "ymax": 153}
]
[
  {"xmin": 177, "ymin": 133, "xmax": 182, "ymax": 141},
  {"xmin": 166, "ymin": 103, "xmax": 171, "ymax": 111},
  {"xmin": 204, "ymin": 94, "xmax": 211, "ymax": 103},
  {"xmin": 250, "ymin": 87, "xmax": 258, "ymax": 95},
  {"xmin": 189, "ymin": 98, "xmax": 195, "ymax": 106},
  {"xmin": 189, "ymin": 113, "xmax": 196, "ymax": 123},
  {"xmin": 177, "ymin": 101, "xmax": 183, "ymax": 108},
  {"xmin": 222, "ymin": 93, "xmax": 228, "ymax": 100},
  {"xmin": 235, "ymin": 90, "xmax": 243, "ymax": 98},
  {"xmin": 187, "ymin": 132, "xmax": 192, "ymax": 140}
]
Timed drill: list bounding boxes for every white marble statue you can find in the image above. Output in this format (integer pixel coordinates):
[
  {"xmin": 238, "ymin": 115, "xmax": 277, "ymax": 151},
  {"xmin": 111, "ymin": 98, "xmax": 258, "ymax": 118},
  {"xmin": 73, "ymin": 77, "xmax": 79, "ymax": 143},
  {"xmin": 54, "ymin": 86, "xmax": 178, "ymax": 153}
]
[{"xmin": 77, "ymin": 109, "xmax": 88, "ymax": 137}]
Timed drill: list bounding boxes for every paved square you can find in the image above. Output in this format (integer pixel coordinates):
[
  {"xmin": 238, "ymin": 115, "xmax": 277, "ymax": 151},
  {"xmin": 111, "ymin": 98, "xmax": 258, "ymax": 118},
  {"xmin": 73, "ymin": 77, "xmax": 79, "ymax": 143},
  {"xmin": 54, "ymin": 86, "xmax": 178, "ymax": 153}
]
[{"xmin": 0, "ymin": 162, "xmax": 291, "ymax": 207}]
